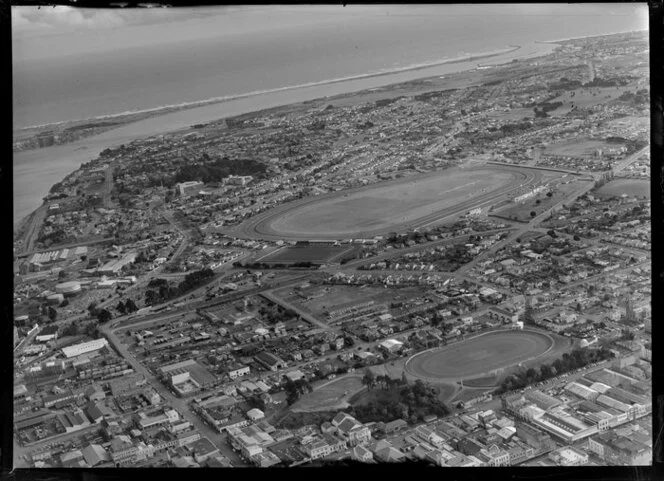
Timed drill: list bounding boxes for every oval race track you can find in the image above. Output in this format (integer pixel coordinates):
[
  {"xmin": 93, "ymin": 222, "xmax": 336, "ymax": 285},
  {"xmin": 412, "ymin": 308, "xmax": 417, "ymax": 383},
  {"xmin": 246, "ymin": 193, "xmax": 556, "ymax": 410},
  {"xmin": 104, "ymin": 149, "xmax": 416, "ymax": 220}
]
[
  {"xmin": 230, "ymin": 165, "xmax": 539, "ymax": 241},
  {"xmin": 405, "ymin": 330, "xmax": 554, "ymax": 381}
]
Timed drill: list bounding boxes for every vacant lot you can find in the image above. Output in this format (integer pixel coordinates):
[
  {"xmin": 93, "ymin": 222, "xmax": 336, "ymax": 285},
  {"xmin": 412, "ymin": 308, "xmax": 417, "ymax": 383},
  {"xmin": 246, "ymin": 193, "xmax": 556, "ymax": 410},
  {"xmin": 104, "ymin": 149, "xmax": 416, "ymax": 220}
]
[
  {"xmin": 596, "ymin": 179, "xmax": 649, "ymax": 199},
  {"xmin": 291, "ymin": 375, "xmax": 365, "ymax": 413}
]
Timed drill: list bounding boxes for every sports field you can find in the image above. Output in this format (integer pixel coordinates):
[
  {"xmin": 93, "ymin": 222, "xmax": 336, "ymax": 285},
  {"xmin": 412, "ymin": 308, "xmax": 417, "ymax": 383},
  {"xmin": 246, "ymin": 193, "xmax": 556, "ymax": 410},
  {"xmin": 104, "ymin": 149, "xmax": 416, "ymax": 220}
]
[
  {"xmin": 596, "ymin": 179, "xmax": 649, "ymax": 198},
  {"xmin": 544, "ymin": 139, "xmax": 610, "ymax": 157},
  {"xmin": 237, "ymin": 166, "xmax": 534, "ymax": 240},
  {"xmin": 405, "ymin": 330, "xmax": 554, "ymax": 381}
]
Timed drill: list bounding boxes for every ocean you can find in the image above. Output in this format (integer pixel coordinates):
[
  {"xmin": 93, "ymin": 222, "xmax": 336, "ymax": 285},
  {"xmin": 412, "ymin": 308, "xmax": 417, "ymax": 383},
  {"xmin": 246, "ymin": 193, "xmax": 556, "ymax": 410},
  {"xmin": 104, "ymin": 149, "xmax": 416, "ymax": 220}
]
[{"xmin": 12, "ymin": 4, "xmax": 648, "ymax": 225}]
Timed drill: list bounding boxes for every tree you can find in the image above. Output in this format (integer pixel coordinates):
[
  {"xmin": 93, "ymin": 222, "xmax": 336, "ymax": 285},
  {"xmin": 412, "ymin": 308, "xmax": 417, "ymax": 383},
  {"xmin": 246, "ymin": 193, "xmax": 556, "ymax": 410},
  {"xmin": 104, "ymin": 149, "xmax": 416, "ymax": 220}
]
[
  {"xmin": 546, "ymin": 192, "xmax": 553, "ymax": 197},
  {"xmin": 61, "ymin": 322, "xmax": 79, "ymax": 337},
  {"xmin": 530, "ymin": 211, "xmax": 537, "ymax": 218},
  {"xmin": 97, "ymin": 309, "xmax": 112, "ymax": 324},
  {"xmin": 247, "ymin": 395, "xmax": 266, "ymax": 412},
  {"xmin": 116, "ymin": 301, "xmax": 127, "ymax": 315},
  {"xmin": 88, "ymin": 302, "xmax": 99, "ymax": 317},
  {"xmin": 47, "ymin": 306, "xmax": 57, "ymax": 322},
  {"xmin": 86, "ymin": 321, "xmax": 101, "ymax": 339},
  {"xmin": 145, "ymin": 290, "xmax": 159, "ymax": 306},
  {"xmin": 125, "ymin": 299, "xmax": 138, "ymax": 313},
  {"xmin": 362, "ymin": 369, "xmax": 376, "ymax": 390},
  {"xmin": 573, "ymin": 235, "xmax": 581, "ymax": 241}
]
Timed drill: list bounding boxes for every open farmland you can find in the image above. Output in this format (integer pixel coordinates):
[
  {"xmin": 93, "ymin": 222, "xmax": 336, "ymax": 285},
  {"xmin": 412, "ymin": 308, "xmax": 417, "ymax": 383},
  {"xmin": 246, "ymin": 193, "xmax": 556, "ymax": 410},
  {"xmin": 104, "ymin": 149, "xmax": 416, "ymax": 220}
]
[
  {"xmin": 595, "ymin": 178, "xmax": 650, "ymax": 198},
  {"xmin": 235, "ymin": 166, "xmax": 535, "ymax": 240}
]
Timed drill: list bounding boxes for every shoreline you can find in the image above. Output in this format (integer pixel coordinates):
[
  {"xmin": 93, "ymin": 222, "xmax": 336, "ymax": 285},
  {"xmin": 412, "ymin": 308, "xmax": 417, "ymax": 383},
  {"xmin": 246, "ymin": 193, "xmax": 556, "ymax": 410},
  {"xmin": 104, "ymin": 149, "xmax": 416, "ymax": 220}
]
[
  {"xmin": 12, "ymin": 35, "xmax": 583, "ymax": 230},
  {"xmin": 15, "ymin": 46, "xmax": 520, "ymax": 134},
  {"xmin": 534, "ymin": 28, "xmax": 646, "ymax": 45}
]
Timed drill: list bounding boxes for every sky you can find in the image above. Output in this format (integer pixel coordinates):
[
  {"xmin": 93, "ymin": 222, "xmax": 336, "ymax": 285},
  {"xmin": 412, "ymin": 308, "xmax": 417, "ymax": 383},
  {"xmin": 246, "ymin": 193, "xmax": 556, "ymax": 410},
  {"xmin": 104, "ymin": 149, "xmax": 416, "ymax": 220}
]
[{"xmin": 12, "ymin": 4, "xmax": 649, "ymax": 61}]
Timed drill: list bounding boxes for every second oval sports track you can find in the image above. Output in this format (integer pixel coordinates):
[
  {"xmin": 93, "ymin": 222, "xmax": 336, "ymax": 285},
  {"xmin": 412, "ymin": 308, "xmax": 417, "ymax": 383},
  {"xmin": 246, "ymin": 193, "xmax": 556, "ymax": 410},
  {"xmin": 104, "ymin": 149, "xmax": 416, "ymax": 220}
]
[{"xmin": 404, "ymin": 329, "xmax": 555, "ymax": 382}]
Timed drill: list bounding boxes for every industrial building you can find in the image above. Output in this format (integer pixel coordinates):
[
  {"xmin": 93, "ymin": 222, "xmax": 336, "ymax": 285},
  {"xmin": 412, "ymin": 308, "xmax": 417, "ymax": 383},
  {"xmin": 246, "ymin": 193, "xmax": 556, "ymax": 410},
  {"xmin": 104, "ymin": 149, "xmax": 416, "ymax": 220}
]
[{"xmin": 62, "ymin": 339, "xmax": 109, "ymax": 359}]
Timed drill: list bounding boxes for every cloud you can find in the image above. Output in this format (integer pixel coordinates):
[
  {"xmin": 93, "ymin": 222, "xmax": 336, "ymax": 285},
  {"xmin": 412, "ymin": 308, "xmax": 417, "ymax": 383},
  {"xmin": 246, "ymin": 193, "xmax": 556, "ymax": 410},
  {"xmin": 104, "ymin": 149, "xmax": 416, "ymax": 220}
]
[{"xmin": 11, "ymin": 6, "xmax": 150, "ymax": 36}]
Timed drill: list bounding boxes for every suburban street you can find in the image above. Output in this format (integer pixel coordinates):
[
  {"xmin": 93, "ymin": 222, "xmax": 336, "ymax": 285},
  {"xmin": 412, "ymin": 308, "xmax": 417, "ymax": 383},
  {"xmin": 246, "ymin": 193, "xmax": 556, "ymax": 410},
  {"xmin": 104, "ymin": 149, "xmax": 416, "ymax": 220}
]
[{"xmin": 456, "ymin": 179, "xmax": 597, "ymax": 276}]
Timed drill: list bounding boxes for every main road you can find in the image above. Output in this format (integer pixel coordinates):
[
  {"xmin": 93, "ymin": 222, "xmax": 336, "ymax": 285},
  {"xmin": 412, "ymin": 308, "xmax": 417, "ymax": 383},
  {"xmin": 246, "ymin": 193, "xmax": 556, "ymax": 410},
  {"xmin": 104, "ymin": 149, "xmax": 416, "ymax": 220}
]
[
  {"xmin": 100, "ymin": 322, "xmax": 248, "ymax": 466},
  {"xmin": 259, "ymin": 290, "xmax": 340, "ymax": 334},
  {"xmin": 611, "ymin": 145, "xmax": 650, "ymax": 174}
]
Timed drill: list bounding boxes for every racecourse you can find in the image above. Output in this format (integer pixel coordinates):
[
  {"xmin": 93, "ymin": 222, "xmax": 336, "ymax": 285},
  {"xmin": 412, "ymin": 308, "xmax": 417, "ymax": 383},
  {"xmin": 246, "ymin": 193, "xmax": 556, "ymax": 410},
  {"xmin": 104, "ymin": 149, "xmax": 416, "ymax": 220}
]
[
  {"xmin": 404, "ymin": 329, "xmax": 554, "ymax": 382},
  {"xmin": 233, "ymin": 166, "xmax": 539, "ymax": 241}
]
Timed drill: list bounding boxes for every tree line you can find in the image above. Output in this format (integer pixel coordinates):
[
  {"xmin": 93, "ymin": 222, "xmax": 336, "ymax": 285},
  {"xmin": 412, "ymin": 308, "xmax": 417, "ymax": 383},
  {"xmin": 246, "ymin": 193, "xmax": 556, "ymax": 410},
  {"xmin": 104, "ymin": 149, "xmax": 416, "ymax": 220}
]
[
  {"xmin": 144, "ymin": 268, "xmax": 215, "ymax": 305},
  {"xmin": 494, "ymin": 346, "xmax": 615, "ymax": 395}
]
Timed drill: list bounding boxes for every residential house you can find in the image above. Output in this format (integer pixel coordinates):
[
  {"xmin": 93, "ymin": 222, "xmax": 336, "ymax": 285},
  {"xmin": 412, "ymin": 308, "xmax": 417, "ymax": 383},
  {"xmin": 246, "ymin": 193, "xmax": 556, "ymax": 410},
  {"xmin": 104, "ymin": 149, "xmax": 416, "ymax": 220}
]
[
  {"xmin": 332, "ymin": 412, "xmax": 372, "ymax": 446},
  {"xmin": 352, "ymin": 444, "xmax": 374, "ymax": 463}
]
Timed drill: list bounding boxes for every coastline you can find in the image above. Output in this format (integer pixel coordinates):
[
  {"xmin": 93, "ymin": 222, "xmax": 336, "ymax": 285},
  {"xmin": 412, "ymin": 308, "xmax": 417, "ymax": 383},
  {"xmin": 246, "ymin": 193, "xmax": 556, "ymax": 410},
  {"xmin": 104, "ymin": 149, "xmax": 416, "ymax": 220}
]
[
  {"xmin": 15, "ymin": 46, "xmax": 520, "ymax": 133},
  {"xmin": 534, "ymin": 28, "xmax": 646, "ymax": 45},
  {"xmin": 13, "ymin": 40, "xmax": 558, "ymax": 230}
]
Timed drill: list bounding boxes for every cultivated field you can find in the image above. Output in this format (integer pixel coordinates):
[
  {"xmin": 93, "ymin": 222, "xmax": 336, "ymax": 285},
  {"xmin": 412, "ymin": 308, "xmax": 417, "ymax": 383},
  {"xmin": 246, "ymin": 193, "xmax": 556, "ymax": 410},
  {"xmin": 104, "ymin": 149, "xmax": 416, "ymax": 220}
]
[
  {"xmin": 404, "ymin": 330, "xmax": 555, "ymax": 382},
  {"xmin": 290, "ymin": 375, "xmax": 365, "ymax": 413},
  {"xmin": 236, "ymin": 166, "xmax": 534, "ymax": 240},
  {"xmin": 258, "ymin": 245, "xmax": 353, "ymax": 264},
  {"xmin": 596, "ymin": 179, "xmax": 650, "ymax": 198}
]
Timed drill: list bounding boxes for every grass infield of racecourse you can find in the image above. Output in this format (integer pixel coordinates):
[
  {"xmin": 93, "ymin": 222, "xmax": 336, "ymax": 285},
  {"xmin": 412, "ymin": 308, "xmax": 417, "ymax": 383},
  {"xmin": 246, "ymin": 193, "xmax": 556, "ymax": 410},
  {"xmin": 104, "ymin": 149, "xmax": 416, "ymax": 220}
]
[
  {"xmin": 236, "ymin": 166, "xmax": 536, "ymax": 240},
  {"xmin": 404, "ymin": 329, "xmax": 554, "ymax": 382}
]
